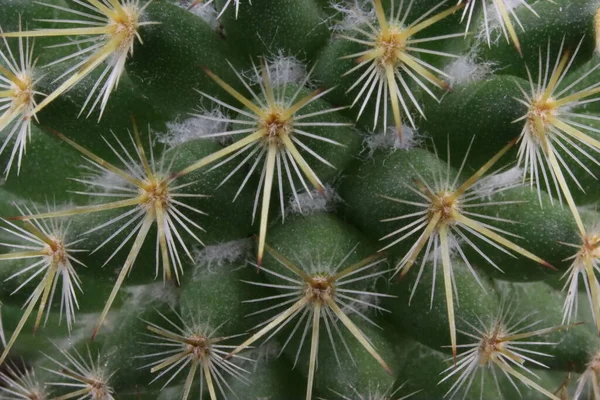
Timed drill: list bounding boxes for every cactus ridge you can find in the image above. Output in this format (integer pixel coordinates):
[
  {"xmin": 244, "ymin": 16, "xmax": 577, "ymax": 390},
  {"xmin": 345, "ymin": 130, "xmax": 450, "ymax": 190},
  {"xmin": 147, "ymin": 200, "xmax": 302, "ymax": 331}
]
[{"xmin": 0, "ymin": 0, "xmax": 599, "ymax": 399}]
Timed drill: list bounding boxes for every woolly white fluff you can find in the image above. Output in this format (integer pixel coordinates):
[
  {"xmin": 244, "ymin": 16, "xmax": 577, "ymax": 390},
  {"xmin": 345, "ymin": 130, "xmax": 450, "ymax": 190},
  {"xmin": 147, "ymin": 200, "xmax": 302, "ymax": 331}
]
[
  {"xmin": 192, "ymin": 238, "xmax": 252, "ymax": 276},
  {"xmin": 286, "ymin": 184, "xmax": 342, "ymax": 216},
  {"xmin": 123, "ymin": 281, "xmax": 180, "ymax": 309},
  {"xmin": 160, "ymin": 109, "xmax": 230, "ymax": 147},
  {"xmin": 56, "ymin": 313, "xmax": 116, "ymax": 350},
  {"xmin": 475, "ymin": 0, "xmax": 530, "ymax": 45},
  {"xmin": 245, "ymin": 53, "xmax": 308, "ymax": 88},
  {"xmin": 82, "ymin": 165, "xmax": 130, "ymax": 194},
  {"xmin": 473, "ymin": 166, "xmax": 525, "ymax": 199},
  {"xmin": 161, "ymin": 56, "xmax": 308, "ymax": 149},
  {"xmin": 179, "ymin": 1, "xmax": 220, "ymax": 30},
  {"xmin": 363, "ymin": 125, "xmax": 422, "ymax": 157},
  {"xmin": 329, "ymin": 0, "xmax": 374, "ymax": 33},
  {"xmin": 443, "ymin": 54, "xmax": 495, "ymax": 85}
]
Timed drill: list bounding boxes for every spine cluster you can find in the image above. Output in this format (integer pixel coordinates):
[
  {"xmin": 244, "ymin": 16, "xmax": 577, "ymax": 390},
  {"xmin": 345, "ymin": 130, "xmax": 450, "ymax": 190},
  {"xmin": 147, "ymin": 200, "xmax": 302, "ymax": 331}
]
[{"xmin": 0, "ymin": 0, "xmax": 599, "ymax": 399}]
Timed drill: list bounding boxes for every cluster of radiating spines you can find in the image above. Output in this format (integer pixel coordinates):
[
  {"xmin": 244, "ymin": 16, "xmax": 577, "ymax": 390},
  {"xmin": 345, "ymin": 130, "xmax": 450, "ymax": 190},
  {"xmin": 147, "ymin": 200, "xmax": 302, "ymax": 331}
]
[
  {"xmin": 0, "ymin": 2, "xmax": 594, "ymax": 400},
  {"xmin": 225, "ymin": 243, "xmax": 393, "ymax": 400},
  {"xmin": 0, "ymin": 203, "xmax": 86, "ymax": 365},
  {"xmin": 44, "ymin": 344, "xmax": 115, "ymax": 400},
  {"xmin": 439, "ymin": 304, "xmax": 569, "ymax": 400},
  {"xmin": 340, "ymin": 0, "xmax": 463, "ymax": 139},
  {"xmin": 138, "ymin": 309, "xmax": 250, "ymax": 400},
  {"xmin": 511, "ymin": 34, "xmax": 600, "ymax": 338},
  {"xmin": 513, "ymin": 37, "xmax": 600, "ymax": 237},
  {"xmin": 187, "ymin": 0, "xmax": 245, "ymax": 19},
  {"xmin": 174, "ymin": 59, "xmax": 350, "ymax": 265},
  {"xmin": 458, "ymin": 0, "xmax": 540, "ymax": 55},
  {"xmin": 0, "ymin": 0, "xmax": 156, "ymax": 179},
  {"xmin": 0, "ymin": 21, "xmax": 44, "ymax": 178},
  {"xmin": 1, "ymin": 0, "xmax": 156, "ymax": 120},
  {"xmin": 560, "ymin": 209, "xmax": 600, "ymax": 334},
  {"xmin": 553, "ymin": 373, "xmax": 572, "ymax": 400},
  {"xmin": 378, "ymin": 138, "xmax": 553, "ymax": 361},
  {"xmin": 12, "ymin": 122, "xmax": 207, "ymax": 341},
  {"xmin": 575, "ymin": 351, "xmax": 600, "ymax": 400},
  {"xmin": 325, "ymin": 382, "xmax": 420, "ymax": 400},
  {"xmin": 0, "ymin": 362, "xmax": 48, "ymax": 400}
]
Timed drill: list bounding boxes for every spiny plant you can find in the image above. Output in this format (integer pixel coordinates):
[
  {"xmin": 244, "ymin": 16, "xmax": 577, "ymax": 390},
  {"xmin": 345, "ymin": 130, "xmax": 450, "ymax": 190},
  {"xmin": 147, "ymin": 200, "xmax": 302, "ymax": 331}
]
[
  {"xmin": 0, "ymin": 361, "xmax": 48, "ymax": 399},
  {"xmin": 0, "ymin": 0, "xmax": 599, "ymax": 399},
  {"xmin": 575, "ymin": 352, "xmax": 600, "ymax": 400},
  {"xmin": 139, "ymin": 308, "xmax": 249, "ymax": 400},
  {"xmin": 1, "ymin": 0, "xmax": 157, "ymax": 119},
  {"xmin": 44, "ymin": 343, "xmax": 115, "ymax": 400},
  {"xmin": 340, "ymin": 0, "xmax": 462, "ymax": 138},
  {"xmin": 174, "ymin": 60, "xmax": 349, "ymax": 264},
  {"xmin": 0, "ymin": 203, "xmax": 85, "ymax": 365},
  {"xmin": 10, "ymin": 122, "xmax": 207, "ymax": 341},
  {"xmin": 513, "ymin": 37, "xmax": 600, "ymax": 233},
  {"xmin": 457, "ymin": 0, "xmax": 541, "ymax": 54},
  {"xmin": 325, "ymin": 381, "xmax": 420, "ymax": 400},
  {"xmin": 560, "ymin": 207, "xmax": 600, "ymax": 333},
  {"xmin": 378, "ymin": 138, "xmax": 551, "ymax": 360},
  {"xmin": 188, "ymin": 0, "xmax": 245, "ymax": 18},
  {"xmin": 439, "ymin": 301, "xmax": 570, "ymax": 400},
  {"xmin": 0, "ymin": 22, "xmax": 41, "ymax": 177},
  {"xmin": 228, "ymin": 243, "xmax": 392, "ymax": 400}
]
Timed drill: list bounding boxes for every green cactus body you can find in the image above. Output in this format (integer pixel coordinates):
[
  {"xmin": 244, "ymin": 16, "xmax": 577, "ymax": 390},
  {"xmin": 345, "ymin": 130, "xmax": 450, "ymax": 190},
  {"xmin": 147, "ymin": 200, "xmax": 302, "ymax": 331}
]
[
  {"xmin": 476, "ymin": 0, "xmax": 598, "ymax": 78},
  {"xmin": 383, "ymin": 258, "xmax": 497, "ymax": 354},
  {"xmin": 1, "ymin": 0, "xmax": 600, "ymax": 399}
]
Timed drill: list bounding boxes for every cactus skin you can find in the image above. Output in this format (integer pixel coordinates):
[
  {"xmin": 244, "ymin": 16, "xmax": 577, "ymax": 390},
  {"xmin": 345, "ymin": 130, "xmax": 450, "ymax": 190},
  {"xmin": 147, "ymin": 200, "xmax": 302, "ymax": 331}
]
[{"xmin": 1, "ymin": 0, "xmax": 600, "ymax": 399}]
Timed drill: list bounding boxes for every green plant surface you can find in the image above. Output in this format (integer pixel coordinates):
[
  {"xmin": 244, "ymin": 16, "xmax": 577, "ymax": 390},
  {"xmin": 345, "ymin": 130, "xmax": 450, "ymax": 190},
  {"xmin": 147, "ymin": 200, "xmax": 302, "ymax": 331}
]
[{"xmin": 0, "ymin": 0, "xmax": 600, "ymax": 399}]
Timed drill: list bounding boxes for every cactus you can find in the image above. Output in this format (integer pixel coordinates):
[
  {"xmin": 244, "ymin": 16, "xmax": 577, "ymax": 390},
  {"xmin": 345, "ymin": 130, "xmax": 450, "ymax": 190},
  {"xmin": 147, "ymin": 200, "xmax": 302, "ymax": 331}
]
[{"xmin": 1, "ymin": 0, "xmax": 600, "ymax": 399}]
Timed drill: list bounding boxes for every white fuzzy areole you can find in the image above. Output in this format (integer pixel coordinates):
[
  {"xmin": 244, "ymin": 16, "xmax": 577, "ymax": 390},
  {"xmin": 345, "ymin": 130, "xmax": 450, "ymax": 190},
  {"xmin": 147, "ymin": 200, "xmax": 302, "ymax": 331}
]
[
  {"xmin": 83, "ymin": 166, "xmax": 130, "ymax": 194},
  {"xmin": 161, "ymin": 110, "xmax": 230, "ymax": 146},
  {"xmin": 56, "ymin": 312, "xmax": 115, "ymax": 350},
  {"xmin": 329, "ymin": 0, "xmax": 375, "ymax": 33},
  {"xmin": 286, "ymin": 184, "xmax": 342, "ymax": 215},
  {"xmin": 443, "ymin": 55, "xmax": 495, "ymax": 85},
  {"xmin": 123, "ymin": 281, "xmax": 180, "ymax": 309},
  {"xmin": 473, "ymin": 166, "xmax": 524, "ymax": 199},
  {"xmin": 475, "ymin": 0, "xmax": 530, "ymax": 45},
  {"xmin": 192, "ymin": 238, "xmax": 252, "ymax": 275},
  {"xmin": 363, "ymin": 125, "xmax": 422, "ymax": 157},
  {"xmin": 180, "ymin": 1, "xmax": 220, "ymax": 29},
  {"xmin": 245, "ymin": 52, "xmax": 308, "ymax": 87}
]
